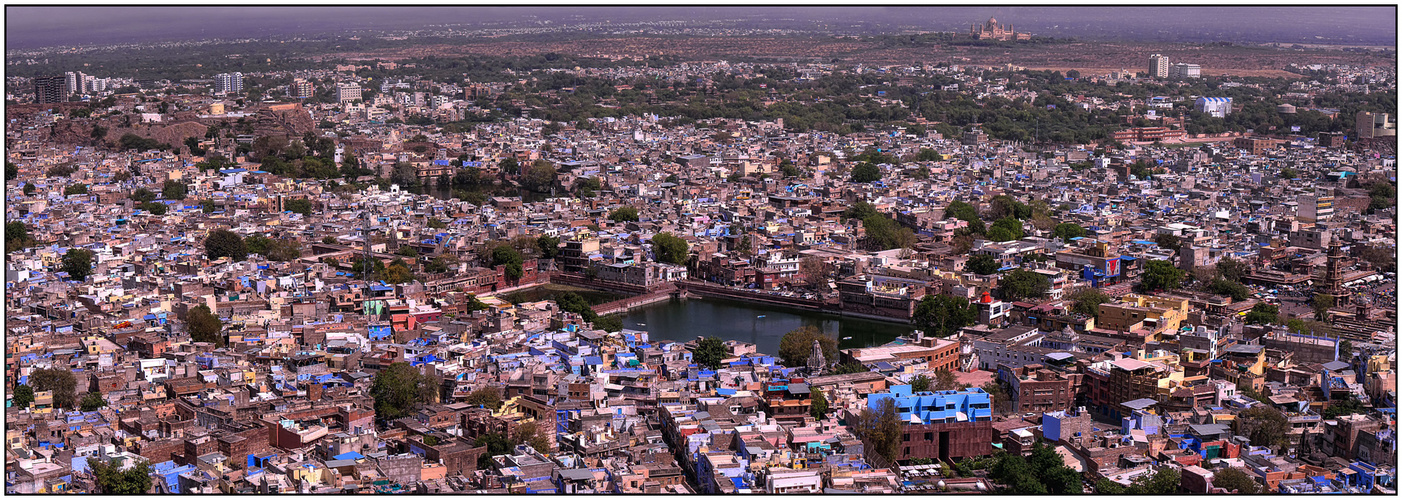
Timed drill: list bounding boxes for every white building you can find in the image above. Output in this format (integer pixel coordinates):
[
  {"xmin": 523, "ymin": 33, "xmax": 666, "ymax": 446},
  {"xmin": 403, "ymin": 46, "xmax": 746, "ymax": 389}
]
[
  {"xmin": 214, "ymin": 72, "xmax": 243, "ymax": 95},
  {"xmin": 1195, "ymin": 97, "xmax": 1233, "ymax": 118},
  {"xmin": 1148, "ymin": 54, "xmax": 1170, "ymax": 79},
  {"xmin": 336, "ymin": 83, "xmax": 362, "ymax": 103},
  {"xmin": 1169, "ymin": 63, "xmax": 1201, "ymax": 78}
]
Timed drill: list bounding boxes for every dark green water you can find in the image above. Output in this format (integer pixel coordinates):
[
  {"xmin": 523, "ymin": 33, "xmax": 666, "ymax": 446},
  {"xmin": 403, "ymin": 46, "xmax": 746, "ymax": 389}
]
[{"xmin": 622, "ymin": 296, "xmax": 913, "ymax": 357}]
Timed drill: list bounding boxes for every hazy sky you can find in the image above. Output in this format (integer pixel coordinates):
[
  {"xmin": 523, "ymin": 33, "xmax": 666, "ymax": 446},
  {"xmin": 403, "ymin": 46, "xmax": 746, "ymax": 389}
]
[{"xmin": 6, "ymin": 6, "xmax": 1397, "ymax": 49}]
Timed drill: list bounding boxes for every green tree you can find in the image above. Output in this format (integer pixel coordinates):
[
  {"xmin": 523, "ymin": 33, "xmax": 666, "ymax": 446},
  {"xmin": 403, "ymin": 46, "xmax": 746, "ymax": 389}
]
[
  {"xmin": 6, "ymin": 221, "xmax": 35, "ymax": 253},
  {"xmin": 80, "ymin": 392, "xmax": 106, "ymax": 411},
  {"xmin": 244, "ymin": 234, "xmax": 272, "ymax": 256},
  {"xmin": 396, "ymin": 246, "xmax": 419, "ymax": 258},
  {"xmin": 986, "ymin": 226, "xmax": 1015, "ymax": 242},
  {"xmin": 30, "ymin": 368, "xmax": 77, "ymax": 409},
  {"xmin": 131, "ymin": 187, "xmax": 157, "ymax": 203},
  {"xmin": 536, "ymin": 235, "xmax": 560, "ymax": 259},
  {"xmin": 914, "ymin": 294, "xmax": 979, "ymax": 337},
  {"xmin": 424, "ymin": 254, "xmax": 456, "ymax": 274},
  {"xmin": 64, "ymin": 183, "xmax": 88, "ymax": 196},
  {"xmin": 139, "ymin": 201, "xmax": 168, "ymax": 215},
  {"xmin": 474, "ymin": 433, "xmax": 513, "ymax": 470},
  {"xmin": 945, "ymin": 200, "xmax": 984, "ymax": 234},
  {"xmin": 1207, "ymin": 278, "xmax": 1250, "ymax": 301},
  {"xmin": 427, "ymin": 217, "xmax": 447, "ymax": 229},
  {"xmin": 61, "ymin": 248, "xmax": 94, "ymax": 282},
  {"xmin": 283, "ymin": 198, "xmax": 312, "ymax": 216},
  {"xmin": 264, "ymin": 239, "xmax": 302, "ymax": 262},
  {"xmin": 498, "ymin": 157, "xmax": 520, "ymax": 175},
  {"xmin": 991, "ymin": 217, "xmax": 1024, "ymax": 240},
  {"xmin": 778, "ymin": 325, "xmax": 837, "ymax": 368},
  {"xmin": 1234, "ymin": 405, "xmax": 1289, "ymax": 450},
  {"xmin": 862, "ymin": 214, "xmax": 915, "ymax": 250},
  {"xmin": 490, "ymin": 244, "xmax": 524, "ymax": 280},
  {"xmin": 187, "ymin": 304, "xmax": 224, "ymax": 347},
  {"xmin": 161, "ymin": 179, "xmax": 187, "ymax": 200},
  {"xmin": 513, "ymin": 420, "xmax": 552, "ymax": 453},
  {"xmin": 1216, "ymin": 258, "xmax": 1251, "ymax": 282},
  {"xmin": 1312, "ymin": 293, "xmax": 1335, "ymax": 321},
  {"xmin": 810, "ymin": 387, "xmax": 829, "ymax": 419},
  {"xmin": 12, "ymin": 384, "xmax": 34, "ymax": 409},
  {"xmin": 609, "ymin": 206, "xmax": 640, "ymax": 222},
  {"xmin": 1244, "ymin": 303, "xmax": 1281, "ymax": 326},
  {"xmin": 552, "ymin": 291, "xmax": 598, "ymax": 323},
  {"xmin": 23, "ymin": 183, "xmax": 36, "ymax": 196},
  {"xmin": 844, "ymin": 201, "xmax": 879, "ymax": 221},
  {"xmin": 1052, "ymin": 222, "xmax": 1086, "ymax": 240},
  {"xmin": 651, "ymin": 232, "xmax": 689, "ymax": 265},
  {"xmin": 592, "ymin": 314, "xmax": 624, "ymax": 332},
  {"xmin": 5, "ymin": 162, "xmax": 16, "ymax": 181},
  {"xmin": 910, "ymin": 374, "xmax": 931, "ymax": 392},
  {"xmin": 204, "ymin": 229, "xmax": 247, "ymax": 261},
  {"xmin": 1069, "ymin": 288, "xmax": 1112, "ymax": 318},
  {"xmin": 90, "ymin": 458, "xmax": 153, "ymax": 494},
  {"xmin": 353, "ymin": 257, "xmax": 386, "ymax": 281},
  {"xmin": 389, "ymin": 162, "xmax": 421, "ymax": 190},
  {"xmin": 850, "ymin": 162, "xmax": 882, "ymax": 183},
  {"xmin": 465, "ymin": 386, "xmax": 503, "ymax": 410},
  {"xmin": 1212, "ymin": 467, "xmax": 1260, "ymax": 494},
  {"xmin": 997, "ymin": 269, "xmax": 1051, "ymax": 301},
  {"xmin": 384, "ymin": 258, "xmax": 414, "ymax": 284},
  {"xmin": 1154, "ymin": 233, "xmax": 1182, "ymax": 252},
  {"xmin": 854, "ymin": 397, "xmax": 902, "ymax": 462},
  {"xmin": 1139, "ymin": 260, "xmax": 1185, "ymax": 292},
  {"xmin": 966, "ymin": 254, "xmax": 1000, "ymax": 275},
  {"xmin": 693, "ymin": 336, "xmax": 727, "ymax": 369},
  {"xmin": 1339, "ymin": 339, "xmax": 1354, "ymax": 358},
  {"xmin": 371, "ymin": 362, "xmax": 436, "ymax": 421},
  {"xmin": 201, "ymin": 199, "xmax": 216, "ymax": 213},
  {"xmin": 521, "ymin": 159, "xmax": 557, "ymax": 192},
  {"xmin": 932, "ymin": 368, "xmax": 960, "ymax": 391}
]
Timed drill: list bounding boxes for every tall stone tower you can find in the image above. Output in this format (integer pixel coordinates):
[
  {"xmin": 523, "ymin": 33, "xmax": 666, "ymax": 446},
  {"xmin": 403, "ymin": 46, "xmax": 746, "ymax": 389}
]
[
  {"xmin": 807, "ymin": 339, "xmax": 826, "ymax": 375},
  {"xmin": 1324, "ymin": 237, "xmax": 1349, "ymax": 306}
]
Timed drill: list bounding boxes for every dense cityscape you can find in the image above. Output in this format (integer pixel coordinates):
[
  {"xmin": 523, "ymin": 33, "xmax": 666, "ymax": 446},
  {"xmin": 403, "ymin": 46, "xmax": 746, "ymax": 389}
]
[{"xmin": 3, "ymin": 6, "xmax": 1398, "ymax": 495}]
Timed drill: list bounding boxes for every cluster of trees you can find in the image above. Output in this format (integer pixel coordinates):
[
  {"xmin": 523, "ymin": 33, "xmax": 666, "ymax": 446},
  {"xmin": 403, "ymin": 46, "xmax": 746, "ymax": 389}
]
[
  {"xmin": 1139, "ymin": 260, "xmax": 1187, "ymax": 292},
  {"xmin": 244, "ymin": 234, "xmax": 302, "ymax": 261},
  {"xmin": 370, "ymin": 362, "xmax": 438, "ymax": 422},
  {"xmin": 253, "ymin": 133, "xmax": 342, "ymax": 180},
  {"xmin": 117, "ymin": 133, "xmax": 171, "ymax": 152},
  {"xmin": 996, "ymin": 269, "xmax": 1051, "ymax": 301},
  {"xmin": 609, "ymin": 206, "xmax": 640, "ymax": 222},
  {"xmin": 777, "ymin": 326, "xmax": 837, "ymax": 368},
  {"xmin": 913, "ymin": 294, "xmax": 979, "ymax": 337},
  {"xmin": 187, "ymin": 304, "xmax": 225, "ymax": 347},
  {"xmin": 61, "ymin": 248, "xmax": 94, "ymax": 282},
  {"xmin": 205, "ymin": 229, "xmax": 248, "ymax": 261},
  {"xmin": 650, "ymin": 232, "xmax": 689, "ymax": 265},
  {"xmin": 89, "ymin": 458, "xmax": 154, "ymax": 494},
  {"xmin": 7, "ymin": 221, "xmax": 36, "ymax": 253},
  {"xmin": 852, "ymin": 398, "xmax": 902, "ymax": 461},
  {"xmin": 26, "ymin": 368, "xmax": 77, "ymax": 409},
  {"xmin": 692, "ymin": 337, "xmax": 727, "ymax": 369},
  {"xmin": 988, "ymin": 443, "xmax": 1083, "ymax": 494},
  {"xmin": 1094, "ymin": 467, "xmax": 1180, "ymax": 494},
  {"xmin": 844, "ymin": 201, "xmax": 914, "ymax": 251}
]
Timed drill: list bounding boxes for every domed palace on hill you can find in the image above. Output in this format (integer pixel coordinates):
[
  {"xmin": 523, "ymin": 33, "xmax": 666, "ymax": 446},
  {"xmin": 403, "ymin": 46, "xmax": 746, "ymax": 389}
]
[{"xmin": 970, "ymin": 17, "xmax": 1031, "ymax": 41}]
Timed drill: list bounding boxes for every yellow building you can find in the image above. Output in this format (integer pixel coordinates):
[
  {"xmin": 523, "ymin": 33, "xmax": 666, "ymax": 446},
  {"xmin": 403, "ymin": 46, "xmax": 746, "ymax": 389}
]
[{"xmin": 1097, "ymin": 294, "xmax": 1189, "ymax": 338}]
